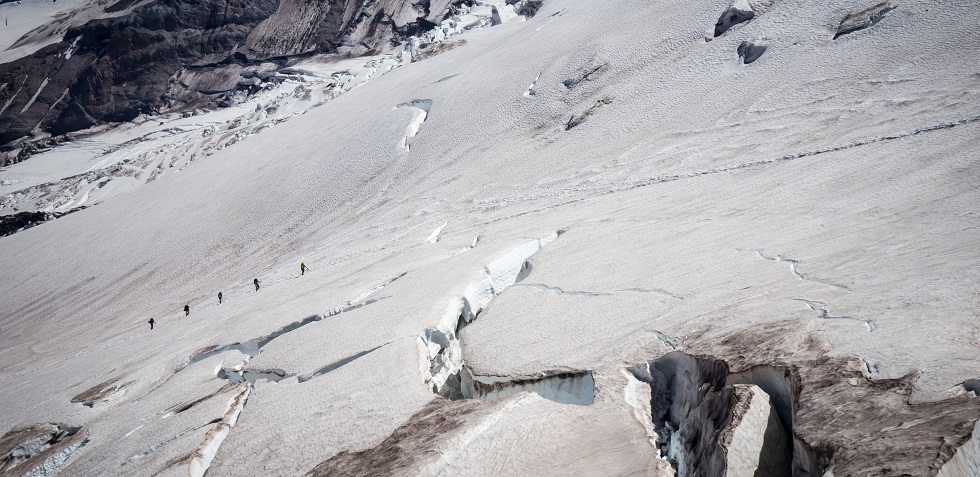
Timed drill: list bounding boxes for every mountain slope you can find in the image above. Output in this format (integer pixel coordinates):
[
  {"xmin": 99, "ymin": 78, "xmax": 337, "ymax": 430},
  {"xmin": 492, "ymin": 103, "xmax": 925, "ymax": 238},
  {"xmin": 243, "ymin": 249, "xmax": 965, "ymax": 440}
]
[{"xmin": 0, "ymin": 0, "xmax": 978, "ymax": 476}]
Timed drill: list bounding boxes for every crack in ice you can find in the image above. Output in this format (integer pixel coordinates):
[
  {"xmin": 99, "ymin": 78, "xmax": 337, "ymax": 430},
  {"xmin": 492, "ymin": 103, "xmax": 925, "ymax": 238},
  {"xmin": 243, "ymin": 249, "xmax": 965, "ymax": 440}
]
[
  {"xmin": 475, "ymin": 113, "xmax": 980, "ymax": 210},
  {"xmin": 427, "ymin": 222, "xmax": 447, "ymax": 244},
  {"xmin": 188, "ymin": 384, "xmax": 251, "ymax": 477},
  {"xmin": 755, "ymin": 250, "xmax": 850, "ymax": 291},
  {"xmin": 613, "ymin": 113, "xmax": 980, "ymax": 192},
  {"xmin": 650, "ymin": 331, "xmax": 679, "ymax": 350},
  {"xmin": 181, "ymin": 273, "xmax": 405, "ymax": 368},
  {"xmin": 524, "ymin": 73, "xmax": 541, "ymax": 98},
  {"xmin": 297, "ymin": 341, "xmax": 395, "ymax": 383},
  {"xmin": 879, "ymin": 412, "xmax": 949, "ymax": 432},
  {"xmin": 217, "ymin": 364, "xmax": 294, "ymax": 384},
  {"xmin": 418, "ymin": 230, "xmax": 597, "ymax": 405},
  {"xmin": 514, "ymin": 283, "xmax": 683, "ymax": 300},
  {"xmin": 796, "ymin": 299, "xmax": 875, "ymax": 332},
  {"xmin": 513, "ymin": 283, "xmax": 611, "ymax": 297},
  {"xmin": 621, "ymin": 288, "xmax": 684, "ymax": 300},
  {"xmin": 97, "ymin": 421, "xmax": 217, "ymax": 477},
  {"xmin": 152, "ymin": 274, "xmax": 408, "ymax": 475}
]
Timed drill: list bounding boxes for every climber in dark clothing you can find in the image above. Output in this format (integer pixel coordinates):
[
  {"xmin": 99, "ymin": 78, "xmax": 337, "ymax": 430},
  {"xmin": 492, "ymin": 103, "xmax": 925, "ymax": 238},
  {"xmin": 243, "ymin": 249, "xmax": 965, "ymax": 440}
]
[
  {"xmin": 254, "ymin": 278, "xmax": 260, "ymax": 291},
  {"xmin": 218, "ymin": 292, "xmax": 223, "ymax": 304},
  {"xmin": 148, "ymin": 318, "xmax": 155, "ymax": 330},
  {"xmin": 184, "ymin": 304, "xmax": 190, "ymax": 316},
  {"xmin": 301, "ymin": 262, "xmax": 307, "ymax": 275}
]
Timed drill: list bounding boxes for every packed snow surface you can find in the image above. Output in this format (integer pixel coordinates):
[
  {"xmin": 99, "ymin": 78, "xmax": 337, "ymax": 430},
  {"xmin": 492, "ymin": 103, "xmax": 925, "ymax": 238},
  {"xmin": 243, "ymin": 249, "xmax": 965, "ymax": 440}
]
[{"xmin": 1, "ymin": 0, "xmax": 980, "ymax": 476}]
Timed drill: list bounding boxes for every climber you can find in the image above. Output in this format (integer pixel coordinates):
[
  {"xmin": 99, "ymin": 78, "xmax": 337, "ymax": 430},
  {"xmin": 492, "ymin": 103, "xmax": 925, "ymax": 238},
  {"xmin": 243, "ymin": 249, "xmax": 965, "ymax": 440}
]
[
  {"xmin": 301, "ymin": 262, "xmax": 307, "ymax": 275},
  {"xmin": 184, "ymin": 304, "xmax": 190, "ymax": 316},
  {"xmin": 148, "ymin": 318, "xmax": 155, "ymax": 330},
  {"xmin": 218, "ymin": 291, "xmax": 223, "ymax": 304},
  {"xmin": 254, "ymin": 278, "xmax": 260, "ymax": 291}
]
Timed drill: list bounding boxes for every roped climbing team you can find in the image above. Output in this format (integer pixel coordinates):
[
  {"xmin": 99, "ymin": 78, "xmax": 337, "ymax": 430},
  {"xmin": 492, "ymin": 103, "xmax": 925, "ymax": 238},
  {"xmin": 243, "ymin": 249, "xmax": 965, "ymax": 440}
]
[{"xmin": 147, "ymin": 262, "xmax": 307, "ymax": 329}]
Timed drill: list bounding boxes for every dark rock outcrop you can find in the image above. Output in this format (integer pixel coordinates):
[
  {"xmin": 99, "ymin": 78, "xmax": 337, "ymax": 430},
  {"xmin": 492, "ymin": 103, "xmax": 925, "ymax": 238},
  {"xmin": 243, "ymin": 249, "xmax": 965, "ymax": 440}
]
[
  {"xmin": 51, "ymin": 103, "xmax": 99, "ymax": 136},
  {"xmin": 0, "ymin": 211, "xmax": 50, "ymax": 238},
  {"xmin": 737, "ymin": 38, "xmax": 768, "ymax": 64},
  {"xmin": 833, "ymin": 1, "xmax": 895, "ymax": 39},
  {"xmin": 0, "ymin": 0, "xmax": 460, "ymax": 146},
  {"xmin": 0, "ymin": 207, "xmax": 86, "ymax": 238}
]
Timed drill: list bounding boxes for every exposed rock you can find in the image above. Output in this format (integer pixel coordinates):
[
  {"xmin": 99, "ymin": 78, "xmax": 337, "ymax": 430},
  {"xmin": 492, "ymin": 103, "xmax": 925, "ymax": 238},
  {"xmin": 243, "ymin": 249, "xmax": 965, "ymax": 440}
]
[
  {"xmin": 562, "ymin": 62, "xmax": 606, "ymax": 89},
  {"xmin": 0, "ymin": 207, "xmax": 87, "ymax": 239},
  {"xmin": 51, "ymin": 103, "xmax": 98, "ymax": 136},
  {"xmin": 713, "ymin": 0, "xmax": 775, "ymax": 38},
  {"xmin": 0, "ymin": 41, "xmax": 93, "ymax": 145},
  {"xmin": 833, "ymin": 2, "xmax": 895, "ymax": 39},
  {"xmin": 0, "ymin": 211, "xmax": 49, "ymax": 237},
  {"xmin": 565, "ymin": 96, "xmax": 613, "ymax": 131},
  {"xmin": 0, "ymin": 0, "xmax": 477, "ymax": 146},
  {"xmin": 737, "ymin": 38, "xmax": 768, "ymax": 64}
]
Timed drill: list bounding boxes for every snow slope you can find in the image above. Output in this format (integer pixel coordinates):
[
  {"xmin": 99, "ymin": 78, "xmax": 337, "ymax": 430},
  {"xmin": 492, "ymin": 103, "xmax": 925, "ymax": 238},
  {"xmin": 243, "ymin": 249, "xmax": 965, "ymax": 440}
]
[
  {"xmin": 0, "ymin": 0, "xmax": 112, "ymax": 64},
  {"xmin": 1, "ymin": 0, "xmax": 979, "ymax": 476}
]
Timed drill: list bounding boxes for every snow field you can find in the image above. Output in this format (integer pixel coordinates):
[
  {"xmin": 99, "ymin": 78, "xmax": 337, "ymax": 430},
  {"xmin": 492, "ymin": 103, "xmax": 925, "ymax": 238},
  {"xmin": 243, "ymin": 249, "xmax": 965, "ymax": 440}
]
[{"xmin": 1, "ymin": 0, "xmax": 979, "ymax": 475}]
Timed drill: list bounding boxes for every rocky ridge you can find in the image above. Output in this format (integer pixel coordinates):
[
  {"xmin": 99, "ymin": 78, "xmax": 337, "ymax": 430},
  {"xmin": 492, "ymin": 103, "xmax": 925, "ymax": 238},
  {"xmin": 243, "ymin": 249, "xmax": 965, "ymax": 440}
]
[{"xmin": 0, "ymin": 0, "xmax": 542, "ymax": 150}]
